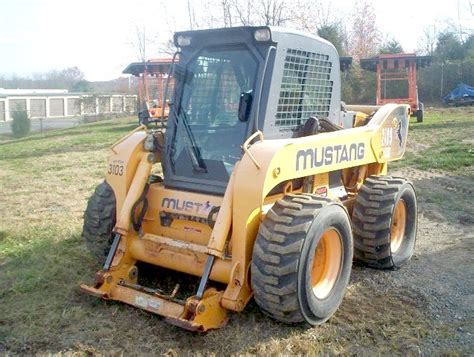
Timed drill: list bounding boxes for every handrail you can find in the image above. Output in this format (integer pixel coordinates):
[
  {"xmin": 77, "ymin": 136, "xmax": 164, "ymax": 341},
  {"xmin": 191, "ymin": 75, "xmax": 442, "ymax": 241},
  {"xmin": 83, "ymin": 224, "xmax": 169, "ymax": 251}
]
[{"xmin": 241, "ymin": 130, "xmax": 264, "ymax": 169}]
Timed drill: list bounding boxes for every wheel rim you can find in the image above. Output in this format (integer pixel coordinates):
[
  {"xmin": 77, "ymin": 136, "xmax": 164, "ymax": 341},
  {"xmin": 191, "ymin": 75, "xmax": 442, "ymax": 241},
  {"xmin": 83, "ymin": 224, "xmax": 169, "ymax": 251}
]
[
  {"xmin": 311, "ymin": 228, "xmax": 343, "ymax": 299},
  {"xmin": 390, "ymin": 199, "xmax": 407, "ymax": 253}
]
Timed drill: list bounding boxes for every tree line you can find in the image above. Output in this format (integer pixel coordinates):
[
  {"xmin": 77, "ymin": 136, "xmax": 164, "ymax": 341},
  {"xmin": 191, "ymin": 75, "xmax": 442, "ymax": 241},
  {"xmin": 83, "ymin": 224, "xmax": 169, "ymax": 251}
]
[
  {"xmin": 1, "ymin": 0, "xmax": 472, "ymax": 105},
  {"xmin": 176, "ymin": 0, "xmax": 473, "ymax": 105}
]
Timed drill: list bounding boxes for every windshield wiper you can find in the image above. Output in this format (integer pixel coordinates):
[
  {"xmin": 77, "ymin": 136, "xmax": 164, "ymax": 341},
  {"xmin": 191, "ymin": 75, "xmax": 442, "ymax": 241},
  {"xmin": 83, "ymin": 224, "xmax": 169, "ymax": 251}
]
[{"xmin": 169, "ymin": 102, "xmax": 207, "ymax": 173}]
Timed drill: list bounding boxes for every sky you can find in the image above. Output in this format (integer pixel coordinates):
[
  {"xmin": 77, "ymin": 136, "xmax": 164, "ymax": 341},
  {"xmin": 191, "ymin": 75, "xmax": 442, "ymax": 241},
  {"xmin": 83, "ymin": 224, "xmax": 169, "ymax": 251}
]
[{"xmin": 0, "ymin": 0, "xmax": 471, "ymax": 81}]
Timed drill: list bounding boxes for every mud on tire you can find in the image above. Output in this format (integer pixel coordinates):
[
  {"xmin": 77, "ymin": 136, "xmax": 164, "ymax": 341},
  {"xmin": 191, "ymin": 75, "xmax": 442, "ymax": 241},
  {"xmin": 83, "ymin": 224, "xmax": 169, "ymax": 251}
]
[
  {"xmin": 82, "ymin": 181, "xmax": 116, "ymax": 264},
  {"xmin": 352, "ymin": 176, "xmax": 417, "ymax": 269},
  {"xmin": 251, "ymin": 194, "xmax": 353, "ymax": 325}
]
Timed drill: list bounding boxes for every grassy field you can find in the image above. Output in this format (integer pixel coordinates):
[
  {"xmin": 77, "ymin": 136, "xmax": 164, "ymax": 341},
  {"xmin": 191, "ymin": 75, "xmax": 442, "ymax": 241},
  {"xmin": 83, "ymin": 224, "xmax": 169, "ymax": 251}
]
[
  {"xmin": 0, "ymin": 108, "xmax": 473, "ymax": 355},
  {"xmin": 391, "ymin": 107, "xmax": 474, "ymax": 173}
]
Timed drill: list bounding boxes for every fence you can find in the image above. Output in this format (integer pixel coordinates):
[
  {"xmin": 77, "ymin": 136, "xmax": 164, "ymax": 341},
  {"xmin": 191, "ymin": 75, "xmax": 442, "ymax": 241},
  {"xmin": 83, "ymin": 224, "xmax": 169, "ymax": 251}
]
[{"xmin": 0, "ymin": 94, "xmax": 137, "ymax": 121}]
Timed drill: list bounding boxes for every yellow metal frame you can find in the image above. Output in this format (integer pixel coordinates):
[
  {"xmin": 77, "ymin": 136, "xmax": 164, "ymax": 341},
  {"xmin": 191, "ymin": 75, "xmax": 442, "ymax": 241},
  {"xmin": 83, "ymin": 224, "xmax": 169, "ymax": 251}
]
[{"xmin": 81, "ymin": 103, "xmax": 410, "ymax": 331}]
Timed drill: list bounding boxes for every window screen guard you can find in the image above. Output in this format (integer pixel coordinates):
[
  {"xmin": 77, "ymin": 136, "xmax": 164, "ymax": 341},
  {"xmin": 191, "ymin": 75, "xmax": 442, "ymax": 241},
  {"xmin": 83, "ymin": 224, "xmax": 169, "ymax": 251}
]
[{"xmin": 275, "ymin": 49, "xmax": 334, "ymax": 131}]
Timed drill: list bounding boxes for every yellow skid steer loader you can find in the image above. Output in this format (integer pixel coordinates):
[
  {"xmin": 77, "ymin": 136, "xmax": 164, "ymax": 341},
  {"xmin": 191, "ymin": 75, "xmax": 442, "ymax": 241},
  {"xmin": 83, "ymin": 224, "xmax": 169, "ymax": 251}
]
[{"xmin": 81, "ymin": 27, "xmax": 417, "ymax": 331}]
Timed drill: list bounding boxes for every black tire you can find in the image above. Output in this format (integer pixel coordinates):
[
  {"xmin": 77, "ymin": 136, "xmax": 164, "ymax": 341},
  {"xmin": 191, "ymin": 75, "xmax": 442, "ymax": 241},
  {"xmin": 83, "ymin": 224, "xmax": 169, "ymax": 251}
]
[
  {"xmin": 352, "ymin": 176, "xmax": 417, "ymax": 269},
  {"xmin": 82, "ymin": 181, "xmax": 116, "ymax": 264},
  {"xmin": 138, "ymin": 111, "xmax": 149, "ymax": 126},
  {"xmin": 416, "ymin": 103, "xmax": 424, "ymax": 123},
  {"xmin": 416, "ymin": 110, "xmax": 423, "ymax": 123},
  {"xmin": 251, "ymin": 194, "xmax": 353, "ymax": 325}
]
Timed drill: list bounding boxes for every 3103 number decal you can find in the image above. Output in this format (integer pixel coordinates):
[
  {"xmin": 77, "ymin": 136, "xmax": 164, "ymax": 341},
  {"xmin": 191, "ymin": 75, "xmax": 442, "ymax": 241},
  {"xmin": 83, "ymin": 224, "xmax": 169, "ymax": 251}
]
[{"xmin": 108, "ymin": 163, "xmax": 124, "ymax": 176}]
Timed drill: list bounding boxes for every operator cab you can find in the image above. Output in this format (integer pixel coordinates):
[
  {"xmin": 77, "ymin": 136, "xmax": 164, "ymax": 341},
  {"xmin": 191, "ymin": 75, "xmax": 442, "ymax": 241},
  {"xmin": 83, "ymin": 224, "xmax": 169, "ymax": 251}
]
[{"xmin": 162, "ymin": 26, "xmax": 341, "ymax": 195}]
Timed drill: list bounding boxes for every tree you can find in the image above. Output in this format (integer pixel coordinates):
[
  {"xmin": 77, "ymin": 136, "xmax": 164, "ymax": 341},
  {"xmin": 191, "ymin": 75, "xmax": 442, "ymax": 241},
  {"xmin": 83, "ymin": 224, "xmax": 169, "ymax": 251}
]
[
  {"xmin": 10, "ymin": 110, "xmax": 30, "ymax": 138},
  {"xmin": 132, "ymin": 26, "xmax": 149, "ymax": 62},
  {"xmin": 417, "ymin": 25, "xmax": 439, "ymax": 55},
  {"xmin": 463, "ymin": 34, "xmax": 474, "ymax": 57},
  {"xmin": 435, "ymin": 31, "xmax": 464, "ymax": 62},
  {"xmin": 317, "ymin": 24, "xmax": 346, "ymax": 55},
  {"xmin": 379, "ymin": 39, "xmax": 403, "ymax": 54},
  {"xmin": 184, "ymin": 0, "xmax": 332, "ymax": 31},
  {"xmin": 348, "ymin": 0, "xmax": 379, "ymax": 61},
  {"xmin": 71, "ymin": 80, "xmax": 92, "ymax": 93},
  {"xmin": 60, "ymin": 67, "xmax": 85, "ymax": 82},
  {"xmin": 257, "ymin": 0, "xmax": 288, "ymax": 26}
]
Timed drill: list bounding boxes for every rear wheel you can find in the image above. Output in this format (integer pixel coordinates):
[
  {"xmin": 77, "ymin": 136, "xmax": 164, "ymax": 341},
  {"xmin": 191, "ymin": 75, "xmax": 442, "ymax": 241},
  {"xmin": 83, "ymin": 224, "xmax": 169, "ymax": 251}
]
[
  {"xmin": 82, "ymin": 181, "xmax": 116, "ymax": 264},
  {"xmin": 416, "ymin": 110, "xmax": 423, "ymax": 123},
  {"xmin": 138, "ymin": 111, "xmax": 149, "ymax": 126},
  {"xmin": 251, "ymin": 194, "xmax": 353, "ymax": 325},
  {"xmin": 352, "ymin": 176, "xmax": 417, "ymax": 269},
  {"xmin": 416, "ymin": 103, "xmax": 424, "ymax": 122}
]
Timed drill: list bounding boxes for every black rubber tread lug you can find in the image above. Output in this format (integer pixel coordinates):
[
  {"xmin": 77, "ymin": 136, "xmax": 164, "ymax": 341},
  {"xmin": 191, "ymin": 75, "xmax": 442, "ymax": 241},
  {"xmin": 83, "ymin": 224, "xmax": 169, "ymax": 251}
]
[
  {"xmin": 251, "ymin": 194, "xmax": 334, "ymax": 324},
  {"xmin": 352, "ymin": 175, "xmax": 411, "ymax": 269},
  {"xmin": 82, "ymin": 181, "xmax": 116, "ymax": 264}
]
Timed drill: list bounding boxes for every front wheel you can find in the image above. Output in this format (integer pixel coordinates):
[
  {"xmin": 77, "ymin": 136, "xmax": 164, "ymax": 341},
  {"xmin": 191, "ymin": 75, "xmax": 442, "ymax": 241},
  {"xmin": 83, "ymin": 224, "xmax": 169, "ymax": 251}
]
[
  {"xmin": 82, "ymin": 181, "xmax": 116, "ymax": 264},
  {"xmin": 251, "ymin": 194, "xmax": 353, "ymax": 325}
]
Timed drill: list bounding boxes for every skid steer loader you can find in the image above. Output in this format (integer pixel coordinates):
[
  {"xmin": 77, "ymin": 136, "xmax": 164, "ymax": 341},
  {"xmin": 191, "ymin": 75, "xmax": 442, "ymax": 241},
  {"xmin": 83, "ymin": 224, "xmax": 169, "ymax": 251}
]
[{"xmin": 81, "ymin": 26, "xmax": 417, "ymax": 331}]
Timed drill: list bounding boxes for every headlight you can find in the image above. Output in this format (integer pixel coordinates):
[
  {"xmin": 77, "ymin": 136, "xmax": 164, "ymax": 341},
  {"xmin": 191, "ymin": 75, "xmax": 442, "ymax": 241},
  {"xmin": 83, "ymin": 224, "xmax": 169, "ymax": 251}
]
[
  {"xmin": 254, "ymin": 28, "xmax": 271, "ymax": 42},
  {"xmin": 177, "ymin": 35, "xmax": 191, "ymax": 46}
]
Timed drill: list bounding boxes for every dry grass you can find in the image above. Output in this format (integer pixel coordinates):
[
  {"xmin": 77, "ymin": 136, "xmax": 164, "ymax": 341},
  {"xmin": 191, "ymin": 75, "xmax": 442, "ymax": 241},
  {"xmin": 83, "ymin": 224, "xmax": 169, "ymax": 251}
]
[{"xmin": 0, "ymin": 111, "xmax": 471, "ymax": 355}]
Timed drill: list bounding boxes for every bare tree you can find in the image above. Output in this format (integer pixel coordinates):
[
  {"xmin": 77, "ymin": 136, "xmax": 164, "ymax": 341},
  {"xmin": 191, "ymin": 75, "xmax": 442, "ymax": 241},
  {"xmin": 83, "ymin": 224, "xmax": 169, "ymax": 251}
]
[
  {"xmin": 348, "ymin": 0, "xmax": 379, "ymax": 60},
  {"xmin": 457, "ymin": 0, "xmax": 474, "ymax": 42},
  {"xmin": 187, "ymin": 0, "xmax": 197, "ymax": 30},
  {"xmin": 291, "ymin": 0, "xmax": 343, "ymax": 36},
  {"xmin": 257, "ymin": 0, "xmax": 288, "ymax": 26},
  {"xmin": 128, "ymin": 25, "xmax": 149, "ymax": 62},
  {"xmin": 221, "ymin": 0, "xmax": 233, "ymax": 27},
  {"xmin": 232, "ymin": 0, "xmax": 254, "ymax": 25},
  {"xmin": 417, "ymin": 25, "xmax": 439, "ymax": 55}
]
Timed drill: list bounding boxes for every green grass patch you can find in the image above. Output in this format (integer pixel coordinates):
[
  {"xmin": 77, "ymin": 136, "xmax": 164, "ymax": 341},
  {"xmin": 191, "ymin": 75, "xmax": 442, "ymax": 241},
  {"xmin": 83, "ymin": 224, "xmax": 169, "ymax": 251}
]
[
  {"xmin": 396, "ymin": 139, "xmax": 473, "ymax": 172},
  {"xmin": 392, "ymin": 108, "xmax": 474, "ymax": 174}
]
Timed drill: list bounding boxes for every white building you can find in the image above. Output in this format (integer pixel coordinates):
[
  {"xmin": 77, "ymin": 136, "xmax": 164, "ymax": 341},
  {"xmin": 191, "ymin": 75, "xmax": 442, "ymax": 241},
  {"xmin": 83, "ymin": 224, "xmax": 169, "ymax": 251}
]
[{"xmin": 0, "ymin": 89, "xmax": 137, "ymax": 121}]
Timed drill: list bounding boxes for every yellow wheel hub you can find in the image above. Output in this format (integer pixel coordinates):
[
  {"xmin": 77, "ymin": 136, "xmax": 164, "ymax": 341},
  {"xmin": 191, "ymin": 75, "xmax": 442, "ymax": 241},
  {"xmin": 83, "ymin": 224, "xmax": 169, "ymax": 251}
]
[
  {"xmin": 311, "ymin": 229, "xmax": 343, "ymax": 299},
  {"xmin": 390, "ymin": 199, "xmax": 407, "ymax": 253}
]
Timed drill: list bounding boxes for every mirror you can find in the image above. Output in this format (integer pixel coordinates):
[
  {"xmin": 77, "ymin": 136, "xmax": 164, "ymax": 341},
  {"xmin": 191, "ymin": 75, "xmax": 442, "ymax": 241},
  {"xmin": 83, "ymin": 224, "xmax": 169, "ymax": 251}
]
[{"xmin": 238, "ymin": 90, "xmax": 253, "ymax": 122}]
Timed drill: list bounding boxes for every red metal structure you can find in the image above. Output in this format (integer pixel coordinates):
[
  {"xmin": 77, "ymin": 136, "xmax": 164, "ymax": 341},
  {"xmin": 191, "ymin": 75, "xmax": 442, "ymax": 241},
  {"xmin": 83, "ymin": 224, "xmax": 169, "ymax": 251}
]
[
  {"xmin": 360, "ymin": 53, "xmax": 431, "ymax": 122},
  {"xmin": 123, "ymin": 58, "xmax": 174, "ymax": 124}
]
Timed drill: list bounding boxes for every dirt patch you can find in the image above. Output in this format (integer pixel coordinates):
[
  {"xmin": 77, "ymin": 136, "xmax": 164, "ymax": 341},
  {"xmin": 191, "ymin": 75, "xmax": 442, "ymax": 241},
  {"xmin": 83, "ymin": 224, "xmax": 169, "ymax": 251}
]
[{"xmin": 388, "ymin": 167, "xmax": 474, "ymax": 353}]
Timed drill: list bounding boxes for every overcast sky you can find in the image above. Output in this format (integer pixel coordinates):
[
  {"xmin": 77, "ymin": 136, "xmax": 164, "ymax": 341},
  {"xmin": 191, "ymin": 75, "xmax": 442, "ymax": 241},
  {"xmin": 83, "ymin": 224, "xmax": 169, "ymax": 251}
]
[{"xmin": 0, "ymin": 0, "xmax": 471, "ymax": 81}]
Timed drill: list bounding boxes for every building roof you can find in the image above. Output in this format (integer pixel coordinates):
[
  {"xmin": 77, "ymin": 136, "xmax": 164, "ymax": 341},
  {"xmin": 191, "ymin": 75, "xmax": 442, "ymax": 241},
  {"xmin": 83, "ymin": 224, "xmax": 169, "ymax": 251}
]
[
  {"xmin": 122, "ymin": 58, "xmax": 173, "ymax": 76},
  {"xmin": 0, "ymin": 88, "xmax": 69, "ymax": 95}
]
